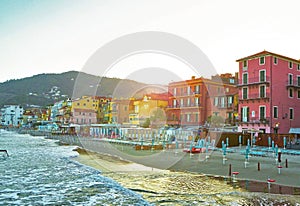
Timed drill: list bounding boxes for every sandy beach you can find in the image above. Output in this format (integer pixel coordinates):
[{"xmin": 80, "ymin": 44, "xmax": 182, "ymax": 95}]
[{"xmin": 72, "ymin": 145, "xmax": 300, "ymax": 205}]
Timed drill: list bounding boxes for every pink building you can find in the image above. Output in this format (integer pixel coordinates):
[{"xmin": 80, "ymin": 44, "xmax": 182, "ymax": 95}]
[
  {"xmin": 70, "ymin": 108, "xmax": 97, "ymax": 125},
  {"xmin": 237, "ymin": 51, "xmax": 300, "ymax": 133}
]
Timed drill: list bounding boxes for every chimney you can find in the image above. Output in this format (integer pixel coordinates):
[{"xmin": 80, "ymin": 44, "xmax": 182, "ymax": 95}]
[{"xmin": 191, "ymin": 76, "xmax": 195, "ymax": 80}]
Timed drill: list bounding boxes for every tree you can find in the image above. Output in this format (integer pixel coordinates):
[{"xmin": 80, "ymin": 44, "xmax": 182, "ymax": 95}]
[{"xmin": 207, "ymin": 115, "xmax": 224, "ymax": 127}]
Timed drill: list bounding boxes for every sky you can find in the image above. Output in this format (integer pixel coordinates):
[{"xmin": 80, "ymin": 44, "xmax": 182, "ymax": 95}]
[{"xmin": 1, "ymin": 0, "xmax": 300, "ymax": 84}]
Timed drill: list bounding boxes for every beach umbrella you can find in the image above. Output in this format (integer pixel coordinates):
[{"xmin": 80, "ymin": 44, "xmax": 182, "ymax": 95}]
[
  {"xmin": 222, "ymin": 141, "xmax": 226, "ymax": 156},
  {"xmin": 245, "ymin": 147, "xmax": 249, "ymax": 161},
  {"xmin": 268, "ymin": 136, "xmax": 271, "ymax": 148}
]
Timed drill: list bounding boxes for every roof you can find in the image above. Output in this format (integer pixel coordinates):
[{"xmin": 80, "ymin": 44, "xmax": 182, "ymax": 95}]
[{"xmin": 236, "ymin": 50, "xmax": 300, "ymax": 63}]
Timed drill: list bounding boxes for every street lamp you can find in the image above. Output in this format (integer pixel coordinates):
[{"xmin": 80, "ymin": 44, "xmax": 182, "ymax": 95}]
[{"xmin": 274, "ymin": 122, "xmax": 280, "ymax": 134}]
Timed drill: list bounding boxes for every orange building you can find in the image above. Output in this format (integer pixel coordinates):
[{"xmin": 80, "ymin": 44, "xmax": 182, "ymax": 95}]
[{"xmin": 166, "ymin": 74, "xmax": 238, "ymax": 128}]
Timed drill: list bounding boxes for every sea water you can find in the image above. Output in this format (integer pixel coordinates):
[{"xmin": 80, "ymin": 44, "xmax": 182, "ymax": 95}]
[{"xmin": 0, "ymin": 130, "xmax": 149, "ymax": 205}]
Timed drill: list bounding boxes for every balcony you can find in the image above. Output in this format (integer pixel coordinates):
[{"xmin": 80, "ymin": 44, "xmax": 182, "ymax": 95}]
[
  {"xmin": 286, "ymin": 81, "xmax": 300, "ymax": 88},
  {"xmin": 217, "ymin": 103, "xmax": 235, "ymax": 110},
  {"xmin": 239, "ymin": 117, "xmax": 270, "ymax": 125},
  {"xmin": 239, "ymin": 92, "xmax": 270, "ymax": 102},
  {"xmin": 238, "ymin": 76, "xmax": 270, "ymax": 87}
]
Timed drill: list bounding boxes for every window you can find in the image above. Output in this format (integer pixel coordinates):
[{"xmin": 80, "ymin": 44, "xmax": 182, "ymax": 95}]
[
  {"xmin": 124, "ymin": 106, "xmax": 127, "ymax": 111},
  {"xmin": 289, "ymin": 108, "xmax": 294, "ymax": 120},
  {"xmin": 221, "ymin": 97, "xmax": 225, "ymax": 108},
  {"xmin": 173, "ymin": 99, "xmax": 177, "ymax": 107},
  {"xmin": 298, "ymin": 64, "xmax": 300, "ymax": 71},
  {"xmin": 298, "ymin": 90, "xmax": 300, "ymax": 99},
  {"xmin": 195, "ymin": 85, "xmax": 200, "ymax": 94},
  {"xmin": 186, "ymin": 114, "xmax": 190, "ymax": 122},
  {"xmin": 180, "ymin": 99, "xmax": 184, "ymax": 107},
  {"xmin": 289, "ymin": 61, "xmax": 293, "ymax": 69},
  {"xmin": 273, "ymin": 106, "xmax": 278, "ymax": 119},
  {"xmin": 274, "ymin": 57, "xmax": 278, "ymax": 65},
  {"xmin": 288, "ymin": 74, "xmax": 293, "ymax": 85},
  {"xmin": 77, "ymin": 103, "xmax": 80, "ymax": 106},
  {"xmin": 173, "ymin": 88, "xmax": 177, "ymax": 96},
  {"xmin": 259, "ymin": 56, "xmax": 265, "ymax": 65},
  {"xmin": 195, "ymin": 113, "xmax": 198, "ymax": 122},
  {"xmin": 260, "ymin": 85, "xmax": 266, "ymax": 98},
  {"xmin": 242, "ymin": 87, "xmax": 248, "ymax": 99},
  {"xmin": 298, "ymin": 76, "xmax": 300, "ymax": 86},
  {"xmin": 243, "ymin": 60, "xmax": 247, "ymax": 68},
  {"xmin": 259, "ymin": 106, "xmax": 266, "ymax": 120},
  {"xmin": 180, "ymin": 88, "xmax": 184, "ymax": 96},
  {"xmin": 259, "ymin": 70, "xmax": 266, "ymax": 82},
  {"xmin": 289, "ymin": 88, "xmax": 294, "ymax": 98},
  {"xmin": 228, "ymin": 96, "xmax": 233, "ymax": 106},
  {"xmin": 195, "ymin": 97, "xmax": 199, "ymax": 106},
  {"xmin": 187, "ymin": 98, "xmax": 190, "ymax": 106},
  {"xmin": 187, "ymin": 86, "xmax": 191, "ymax": 95},
  {"xmin": 241, "ymin": 107, "xmax": 249, "ymax": 122},
  {"xmin": 214, "ymin": 97, "xmax": 218, "ymax": 106},
  {"xmin": 242, "ymin": 73, "xmax": 248, "ymax": 84}
]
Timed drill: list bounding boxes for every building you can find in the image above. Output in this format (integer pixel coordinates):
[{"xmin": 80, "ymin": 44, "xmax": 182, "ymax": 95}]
[
  {"xmin": 107, "ymin": 98, "xmax": 133, "ymax": 125},
  {"xmin": 72, "ymin": 96, "xmax": 111, "ymax": 123},
  {"xmin": 69, "ymin": 108, "xmax": 97, "ymax": 125},
  {"xmin": 1, "ymin": 105, "xmax": 24, "ymax": 127},
  {"xmin": 129, "ymin": 93, "xmax": 169, "ymax": 127},
  {"xmin": 166, "ymin": 75, "xmax": 238, "ymax": 128},
  {"xmin": 236, "ymin": 50, "xmax": 300, "ymax": 133}
]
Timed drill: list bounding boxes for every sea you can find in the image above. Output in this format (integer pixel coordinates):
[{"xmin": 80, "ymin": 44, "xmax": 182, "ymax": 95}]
[{"xmin": 0, "ymin": 130, "xmax": 149, "ymax": 205}]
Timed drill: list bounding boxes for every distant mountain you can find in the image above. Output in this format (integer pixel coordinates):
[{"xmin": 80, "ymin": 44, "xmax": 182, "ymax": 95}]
[{"xmin": 0, "ymin": 71, "xmax": 162, "ymax": 108}]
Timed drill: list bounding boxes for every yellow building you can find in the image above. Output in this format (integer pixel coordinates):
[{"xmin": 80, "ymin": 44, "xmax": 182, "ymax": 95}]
[
  {"xmin": 130, "ymin": 94, "xmax": 168, "ymax": 127},
  {"xmin": 72, "ymin": 96, "xmax": 111, "ymax": 123}
]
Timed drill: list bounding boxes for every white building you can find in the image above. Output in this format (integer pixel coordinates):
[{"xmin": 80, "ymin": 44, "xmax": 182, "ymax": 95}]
[{"xmin": 1, "ymin": 105, "xmax": 24, "ymax": 127}]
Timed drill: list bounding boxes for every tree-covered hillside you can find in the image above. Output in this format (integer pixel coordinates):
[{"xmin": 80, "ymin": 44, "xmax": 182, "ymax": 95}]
[{"xmin": 0, "ymin": 71, "xmax": 149, "ymax": 108}]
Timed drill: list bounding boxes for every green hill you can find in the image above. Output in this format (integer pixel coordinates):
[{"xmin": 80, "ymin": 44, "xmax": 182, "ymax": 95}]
[{"xmin": 0, "ymin": 71, "xmax": 149, "ymax": 108}]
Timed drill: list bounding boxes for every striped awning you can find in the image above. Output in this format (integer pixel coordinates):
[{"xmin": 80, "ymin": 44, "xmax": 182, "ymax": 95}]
[{"xmin": 289, "ymin": 128, "xmax": 300, "ymax": 134}]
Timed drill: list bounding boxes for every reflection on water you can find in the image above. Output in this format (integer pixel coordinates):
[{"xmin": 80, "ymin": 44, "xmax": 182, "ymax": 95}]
[{"xmin": 104, "ymin": 171, "xmax": 300, "ymax": 205}]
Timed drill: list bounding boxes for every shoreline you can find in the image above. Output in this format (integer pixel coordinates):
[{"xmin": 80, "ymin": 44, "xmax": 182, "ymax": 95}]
[
  {"xmin": 72, "ymin": 146, "xmax": 300, "ymax": 205},
  {"xmin": 55, "ymin": 135, "xmax": 300, "ymax": 189}
]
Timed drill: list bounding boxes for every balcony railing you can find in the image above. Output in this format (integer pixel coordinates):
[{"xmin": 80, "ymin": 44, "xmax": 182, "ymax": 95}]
[
  {"xmin": 238, "ymin": 76, "xmax": 270, "ymax": 86},
  {"xmin": 239, "ymin": 117, "xmax": 270, "ymax": 125},
  {"xmin": 239, "ymin": 92, "xmax": 270, "ymax": 101},
  {"xmin": 286, "ymin": 81, "xmax": 300, "ymax": 88},
  {"xmin": 167, "ymin": 103, "xmax": 201, "ymax": 108}
]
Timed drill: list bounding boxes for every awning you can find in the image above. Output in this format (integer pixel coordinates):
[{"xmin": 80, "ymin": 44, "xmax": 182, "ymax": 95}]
[{"xmin": 289, "ymin": 128, "xmax": 300, "ymax": 134}]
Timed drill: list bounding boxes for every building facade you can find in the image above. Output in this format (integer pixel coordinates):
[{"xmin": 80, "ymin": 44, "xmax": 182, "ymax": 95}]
[
  {"xmin": 166, "ymin": 75, "xmax": 238, "ymax": 128},
  {"xmin": 237, "ymin": 50, "xmax": 300, "ymax": 133},
  {"xmin": 1, "ymin": 105, "xmax": 24, "ymax": 127}
]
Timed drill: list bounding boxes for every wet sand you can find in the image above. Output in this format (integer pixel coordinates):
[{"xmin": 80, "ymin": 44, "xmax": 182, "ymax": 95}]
[{"xmin": 73, "ymin": 147, "xmax": 300, "ymax": 205}]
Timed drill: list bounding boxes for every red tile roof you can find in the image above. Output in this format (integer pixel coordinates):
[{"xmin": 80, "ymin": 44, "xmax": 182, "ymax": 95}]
[{"xmin": 236, "ymin": 50, "xmax": 300, "ymax": 63}]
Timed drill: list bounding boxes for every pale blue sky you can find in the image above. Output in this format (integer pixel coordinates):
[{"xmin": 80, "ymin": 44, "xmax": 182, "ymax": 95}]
[{"xmin": 1, "ymin": 0, "xmax": 300, "ymax": 84}]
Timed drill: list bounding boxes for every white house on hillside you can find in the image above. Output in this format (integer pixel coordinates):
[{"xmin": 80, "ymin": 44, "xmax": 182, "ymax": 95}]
[{"xmin": 1, "ymin": 105, "xmax": 24, "ymax": 127}]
